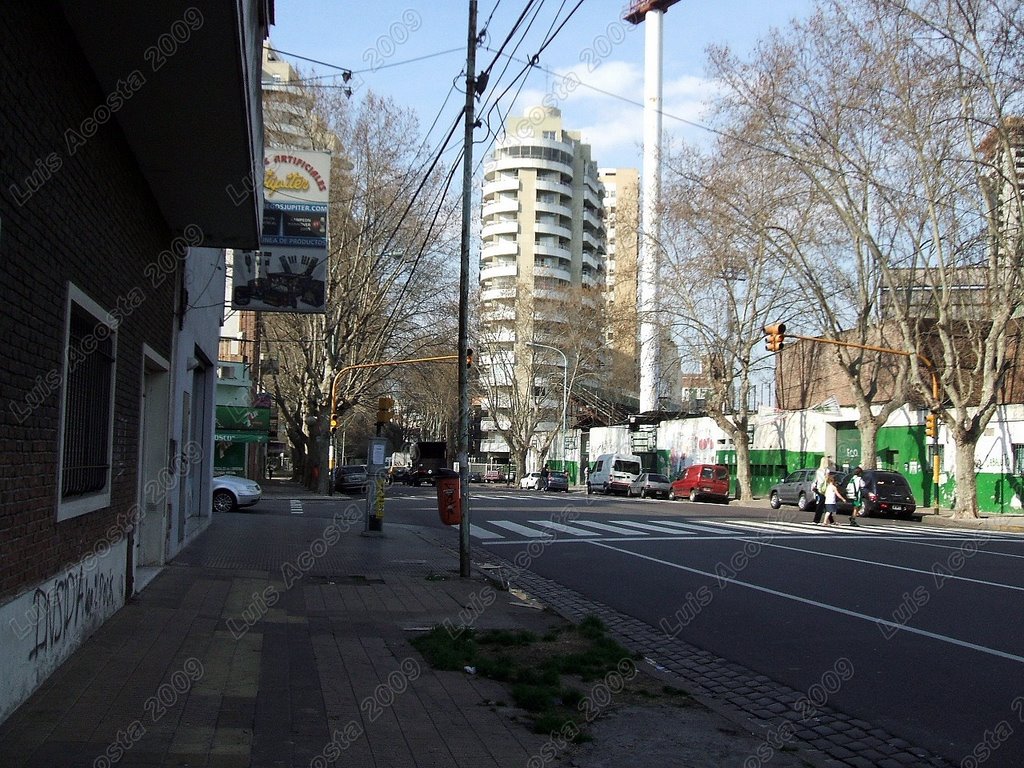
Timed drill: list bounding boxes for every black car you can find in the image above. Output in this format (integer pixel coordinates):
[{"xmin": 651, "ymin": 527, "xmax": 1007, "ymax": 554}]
[{"xmin": 854, "ymin": 470, "xmax": 918, "ymax": 519}]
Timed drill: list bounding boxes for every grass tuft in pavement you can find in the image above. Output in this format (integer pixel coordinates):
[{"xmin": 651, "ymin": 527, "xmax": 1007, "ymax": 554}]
[{"xmin": 411, "ymin": 614, "xmax": 640, "ymax": 740}]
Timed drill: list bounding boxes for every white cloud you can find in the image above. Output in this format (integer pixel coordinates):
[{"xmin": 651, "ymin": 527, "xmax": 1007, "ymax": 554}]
[{"xmin": 496, "ymin": 58, "xmax": 721, "ymax": 167}]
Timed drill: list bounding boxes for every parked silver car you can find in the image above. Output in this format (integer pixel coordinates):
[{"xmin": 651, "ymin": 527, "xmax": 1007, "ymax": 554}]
[
  {"xmin": 334, "ymin": 464, "xmax": 368, "ymax": 494},
  {"xmin": 212, "ymin": 474, "xmax": 262, "ymax": 513},
  {"xmin": 628, "ymin": 472, "xmax": 672, "ymax": 499},
  {"xmin": 768, "ymin": 468, "xmax": 819, "ymax": 511}
]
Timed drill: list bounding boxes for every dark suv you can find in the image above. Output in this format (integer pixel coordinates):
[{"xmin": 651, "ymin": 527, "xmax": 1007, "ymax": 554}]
[{"xmin": 853, "ymin": 470, "xmax": 917, "ymax": 519}]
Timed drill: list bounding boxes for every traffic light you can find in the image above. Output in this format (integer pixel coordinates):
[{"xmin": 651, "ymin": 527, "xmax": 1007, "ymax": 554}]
[
  {"xmin": 330, "ymin": 416, "xmax": 338, "ymax": 435},
  {"xmin": 466, "ymin": 348, "xmax": 473, "ymax": 368},
  {"xmin": 925, "ymin": 413, "xmax": 937, "ymax": 438},
  {"xmin": 763, "ymin": 323, "xmax": 787, "ymax": 352},
  {"xmin": 376, "ymin": 396, "xmax": 394, "ymax": 424}
]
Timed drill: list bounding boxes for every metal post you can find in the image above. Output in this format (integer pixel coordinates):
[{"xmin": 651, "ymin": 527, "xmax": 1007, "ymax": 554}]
[{"xmin": 457, "ymin": 0, "xmax": 477, "ymax": 577}]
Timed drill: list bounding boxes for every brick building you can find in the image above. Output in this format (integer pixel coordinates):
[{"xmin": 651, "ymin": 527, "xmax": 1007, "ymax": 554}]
[{"xmin": 0, "ymin": 1, "xmax": 270, "ymax": 723}]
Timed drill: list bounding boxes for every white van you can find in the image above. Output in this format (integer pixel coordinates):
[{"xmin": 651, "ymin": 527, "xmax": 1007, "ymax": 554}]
[{"xmin": 587, "ymin": 453, "xmax": 643, "ymax": 496}]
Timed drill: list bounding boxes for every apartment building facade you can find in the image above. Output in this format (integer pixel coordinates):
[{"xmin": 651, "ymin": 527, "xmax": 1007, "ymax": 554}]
[{"xmin": 477, "ymin": 107, "xmax": 607, "ymax": 463}]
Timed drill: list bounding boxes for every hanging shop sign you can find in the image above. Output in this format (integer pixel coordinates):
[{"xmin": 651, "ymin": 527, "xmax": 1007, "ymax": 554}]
[{"xmin": 232, "ymin": 149, "xmax": 331, "ymax": 314}]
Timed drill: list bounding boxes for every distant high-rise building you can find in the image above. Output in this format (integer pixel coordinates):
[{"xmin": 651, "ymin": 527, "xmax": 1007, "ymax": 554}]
[
  {"xmin": 477, "ymin": 107, "xmax": 606, "ymax": 458},
  {"xmin": 598, "ymin": 167, "xmax": 640, "ymax": 397}
]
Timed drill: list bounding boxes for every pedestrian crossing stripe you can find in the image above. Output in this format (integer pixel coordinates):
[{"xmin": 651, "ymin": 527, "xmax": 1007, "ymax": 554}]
[{"xmin": 471, "ymin": 517, "xmax": 1023, "ymax": 543}]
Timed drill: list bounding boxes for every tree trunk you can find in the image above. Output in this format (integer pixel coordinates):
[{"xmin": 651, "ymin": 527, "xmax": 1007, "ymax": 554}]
[
  {"xmin": 857, "ymin": 417, "xmax": 879, "ymax": 471},
  {"xmin": 733, "ymin": 429, "xmax": 753, "ymax": 501},
  {"xmin": 515, "ymin": 448, "xmax": 529, "ymax": 482},
  {"xmin": 953, "ymin": 439, "xmax": 980, "ymax": 519}
]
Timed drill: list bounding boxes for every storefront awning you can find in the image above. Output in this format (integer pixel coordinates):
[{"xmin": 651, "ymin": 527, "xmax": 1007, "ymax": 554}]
[{"xmin": 215, "ymin": 431, "xmax": 269, "ymax": 444}]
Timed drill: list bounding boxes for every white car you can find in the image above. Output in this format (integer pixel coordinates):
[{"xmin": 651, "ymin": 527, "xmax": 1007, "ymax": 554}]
[
  {"xmin": 519, "ymin": 472, "xmax": 543, "ymax": 490},
  {"xmin": 212, "ymin": 474, "xmax": 262, "ymax": 513}
]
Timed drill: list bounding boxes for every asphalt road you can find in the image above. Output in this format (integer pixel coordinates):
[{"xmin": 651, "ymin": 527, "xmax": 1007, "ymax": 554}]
[{"xmin": 254, "ymin": 484, "xmax": 1024, "ymax": 767}]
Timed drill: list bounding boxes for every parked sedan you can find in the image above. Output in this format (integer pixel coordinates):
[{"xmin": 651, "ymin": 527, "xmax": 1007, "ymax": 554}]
[
  {"xmin": 628, "ymin": 472, "xmax": 672, "ymax": 499},
  {"xmin": 544, "ymin": 471, "xmax": 570, "ymax": 492},
  {"xmin": 212, "ymin": 474, "xmax": 262, "ymax": 513},
  {"xmin": 334, "ymin": 464, "xmax": 368, "ymax": 494},
  {"xmin": 768, "ymin": 468, "xmax": 819, "ymax": 511},
  {"xmin": 519, "ymin": 472, "xmax": 543, "ymax": 490}
]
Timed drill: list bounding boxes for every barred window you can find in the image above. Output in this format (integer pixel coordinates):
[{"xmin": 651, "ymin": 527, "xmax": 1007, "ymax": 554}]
[
  {"xmin": 1014, "ymin": 444, "xmax": 1024, "ymax": 475},
  {"xmin": 58, "ymin": 285, "xmax": 115, "ymax": 520}
]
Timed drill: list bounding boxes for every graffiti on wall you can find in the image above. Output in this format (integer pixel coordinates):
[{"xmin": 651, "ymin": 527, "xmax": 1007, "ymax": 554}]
[
  {"xmin": 27, "ymin": 565, "xmax": 122, "ymax": 661},
  {"xmin": 668, "ymin": 436, "xmax": 719, "ymax": 476}
]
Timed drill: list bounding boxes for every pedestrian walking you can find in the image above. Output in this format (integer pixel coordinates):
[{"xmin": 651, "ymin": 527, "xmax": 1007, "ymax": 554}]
[
  {"xmin": 820, "ymin": 472, "xmax": 846, "ymax": 526},
  {"xmin": 847, "ymin": 466, "xmax": 865, "ymax": 526},
  {"xmin": 540, "ymin": 463, "xmax": 550, "ymax": 491},
  {"xmin": 812, "ymin": 456, "xmax": 830, "ymax": 524}
]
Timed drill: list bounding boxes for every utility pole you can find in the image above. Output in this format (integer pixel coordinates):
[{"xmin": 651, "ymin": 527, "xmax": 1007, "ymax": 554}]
[{"xmin": 457, "ymin": 0, "xmax": 477, "ymax": 577}]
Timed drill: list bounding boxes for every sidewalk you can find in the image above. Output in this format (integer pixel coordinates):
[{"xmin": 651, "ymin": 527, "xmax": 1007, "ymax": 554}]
[{"xmin": 0, "ymin": 478, "xmax": 995, "ymax": 767}]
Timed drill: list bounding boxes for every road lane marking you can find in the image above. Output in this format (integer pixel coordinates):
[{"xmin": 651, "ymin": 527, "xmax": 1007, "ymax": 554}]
[
  {"xmin": 489, "ymin": 520, "xmax": 553, "ymax": 538},
  {"xmin": 469, "ymin": 524, "xmax": 505, "ymax": 539},
  {"xmin": 290, "ymin": 500, "xmax": 303, "ymax": 515},
  {"xmin": 589, "ymin": 540, "xmax": 1024, "ymax": 665},
  {"xmin": 573, "ymin": 520, "xmax": 655, "ymax": 535},
  {"xmin": 609, "ymin": 520, "xmax": 700, "ymax": 534},
  {"xmin": 733, "ymin": 539, "xmax": 1024, "ymax": 592},
  {"xmin": 529, "ymin": 520, "xmax": 601, "ymax": 537}
]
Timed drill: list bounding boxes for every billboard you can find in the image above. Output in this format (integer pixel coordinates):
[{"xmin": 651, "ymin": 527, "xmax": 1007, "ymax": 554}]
[{"xmin": 232, "ymin": 150, "xmax": 331, "ymax": 313}]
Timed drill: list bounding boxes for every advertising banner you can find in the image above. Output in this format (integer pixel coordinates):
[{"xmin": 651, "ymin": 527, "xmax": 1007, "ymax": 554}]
[{"xmin": 232, "ymin": 149, "xmax": 331, "ymax": 313}]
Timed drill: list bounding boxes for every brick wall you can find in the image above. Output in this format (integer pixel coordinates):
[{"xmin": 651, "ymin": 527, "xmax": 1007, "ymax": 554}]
[{"xmin": 0, "ymin": 3, "xmax": 176, "ymax": 601}]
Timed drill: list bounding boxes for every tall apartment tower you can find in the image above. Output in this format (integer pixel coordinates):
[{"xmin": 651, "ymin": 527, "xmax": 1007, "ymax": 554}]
[
  {"xmin": 598, "ymin": 168, "xmax": 640, "ymax": 397},
  {"xmin": 478, "ymin": 107, "xmax": 606, "ymax": 459}
]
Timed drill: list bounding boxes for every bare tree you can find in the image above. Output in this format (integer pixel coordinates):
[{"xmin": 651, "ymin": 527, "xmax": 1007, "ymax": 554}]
[
  {"xmin": 661, "ymin": 135, "xmax": 801, "ymax": 500},
  {"xmin": 705, "ymin": 0, "xmax": 1024, "ymax": 516},
  {"xmin": 261, "ymin": 89, "xmax": 461, "ymax": 490}
]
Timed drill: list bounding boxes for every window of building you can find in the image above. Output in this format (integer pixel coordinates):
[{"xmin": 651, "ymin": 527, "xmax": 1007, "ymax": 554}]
[
  {"xmin": 58, "ymin": 284, "xmax": 116, "ymax": 520},
  {"xmin": 542, "ymin": 130, "xmax": 557, "ymax": 140},
  {"xmin": 1014, "ymin": 444, "xmax": 1024, "ymax": 475}
]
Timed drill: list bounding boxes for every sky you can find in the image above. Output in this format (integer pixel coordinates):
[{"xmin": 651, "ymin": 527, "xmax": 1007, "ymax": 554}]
[{"xmin": 267, "ymin": 0, "xmax": 817, "ymax": 170}]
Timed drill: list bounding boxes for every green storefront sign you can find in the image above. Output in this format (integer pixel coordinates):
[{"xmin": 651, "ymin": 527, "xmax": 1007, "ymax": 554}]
[{"xmin": 216, "ymin": 405, "xmax": 271, "ymax": 432}]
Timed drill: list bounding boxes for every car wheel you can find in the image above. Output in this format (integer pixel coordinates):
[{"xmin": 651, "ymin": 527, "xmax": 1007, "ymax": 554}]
[
  {"xmin": 641, "ymin": 489, "xmax": 648, "ymax": 499},
  {"xmin": 603, "ymin": 483, "xmax": 610, "ymax": 495},
  {"xmin": 212, "ymin": 489, "xmax": 236, "ymax": 514},
  {"xmin": 668, "ymin": 489, "xmax": 677, "ymax": 501},
  {"xmin": 689, "ymin": 488, "xmax": 698, "ymax": 502},
  {"xmin": 797, "ymin": 493, "xmax": 810, "ymax": 511},
  {"xmin": 586, "ymin": 483, "xmax": 592, "ymax": 495},
  {"xmin": 769, "ymin": 492, "xmax": 781, "ymax": 510}
]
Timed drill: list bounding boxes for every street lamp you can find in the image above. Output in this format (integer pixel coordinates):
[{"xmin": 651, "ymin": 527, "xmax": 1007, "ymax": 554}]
[{"xmin": 527, "ymin": 341, "xmax": 568, "ymax": 448}]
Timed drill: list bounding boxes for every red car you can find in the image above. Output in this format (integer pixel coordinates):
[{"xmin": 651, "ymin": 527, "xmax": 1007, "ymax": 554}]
[{"xmin": 669, "ymin": 464, "xmax": 731, "ymax": 503}]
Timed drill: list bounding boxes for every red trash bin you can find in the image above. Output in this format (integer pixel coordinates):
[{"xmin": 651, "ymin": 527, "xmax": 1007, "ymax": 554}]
[{"xmin": 435, "ymin": 469, "xmax": 461, "ymax": 526}]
